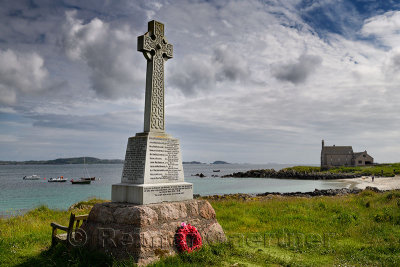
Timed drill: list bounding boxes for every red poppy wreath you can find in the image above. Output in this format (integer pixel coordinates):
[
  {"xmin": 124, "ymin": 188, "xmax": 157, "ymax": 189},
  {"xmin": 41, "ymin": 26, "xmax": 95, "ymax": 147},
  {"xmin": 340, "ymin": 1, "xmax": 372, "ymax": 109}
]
[{"xmin": 175, "ymin": 222, "xmax": 202, "ymax": 253}]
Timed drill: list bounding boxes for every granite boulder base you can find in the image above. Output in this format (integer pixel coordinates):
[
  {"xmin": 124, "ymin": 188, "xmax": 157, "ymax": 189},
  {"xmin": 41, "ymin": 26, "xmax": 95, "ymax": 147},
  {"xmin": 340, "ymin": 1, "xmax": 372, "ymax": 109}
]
[{"xmin": 82, "ymin": 199, "xmax": 226, "ymax": 266}]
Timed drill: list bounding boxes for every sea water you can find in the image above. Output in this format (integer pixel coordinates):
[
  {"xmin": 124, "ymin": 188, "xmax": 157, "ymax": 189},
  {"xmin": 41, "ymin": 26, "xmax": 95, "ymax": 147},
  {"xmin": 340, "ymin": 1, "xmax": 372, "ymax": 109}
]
[{"xmin": 0, "ymin": 163, "xmax": 346, "ymax": 215}]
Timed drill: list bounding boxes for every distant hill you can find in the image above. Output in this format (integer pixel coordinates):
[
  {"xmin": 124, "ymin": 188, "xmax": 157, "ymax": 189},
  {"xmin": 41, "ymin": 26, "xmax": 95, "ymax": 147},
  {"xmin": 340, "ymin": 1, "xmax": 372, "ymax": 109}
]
[
  {"xmin": 0, "ymin": 157, "xmax": 124, "ymax": 165},
  {"xmin": 212, "ymin": 161, "xmax": 230, "ymax": 164},
  {"xmin": 0, "ymin": 157, "xmax": 230, "ymax": 165}
]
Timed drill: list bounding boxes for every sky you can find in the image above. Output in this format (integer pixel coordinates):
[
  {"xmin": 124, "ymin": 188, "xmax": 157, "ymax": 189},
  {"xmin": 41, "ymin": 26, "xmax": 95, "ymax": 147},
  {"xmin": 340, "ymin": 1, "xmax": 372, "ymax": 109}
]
[{"xmin": 1, "ymin": 0, "xmax": 400, "ymax": 164}]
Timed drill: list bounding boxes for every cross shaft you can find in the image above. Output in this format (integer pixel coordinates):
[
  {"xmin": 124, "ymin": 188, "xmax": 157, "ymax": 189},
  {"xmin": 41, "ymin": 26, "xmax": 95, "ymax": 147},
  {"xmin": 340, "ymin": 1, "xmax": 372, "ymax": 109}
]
[{"xmin": 138, "ymin": 20, "xmax": 173, "ymax": 132}]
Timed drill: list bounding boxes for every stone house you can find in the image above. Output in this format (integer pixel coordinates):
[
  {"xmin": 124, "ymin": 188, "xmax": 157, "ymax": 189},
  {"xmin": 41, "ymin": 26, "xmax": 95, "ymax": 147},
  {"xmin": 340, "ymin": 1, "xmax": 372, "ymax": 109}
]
[
  {"xmin": 353, "ymin": 151, "xmax": 374, "ymax": 166},
  {"xmin": 320, "ymin": 140, "xmax": 374, "ymax": 169}
]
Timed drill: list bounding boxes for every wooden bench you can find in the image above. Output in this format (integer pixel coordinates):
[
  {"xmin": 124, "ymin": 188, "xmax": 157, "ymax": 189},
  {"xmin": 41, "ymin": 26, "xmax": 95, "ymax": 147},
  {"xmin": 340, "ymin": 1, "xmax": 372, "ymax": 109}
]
[{"xmin": 51, "ymin": 213, "xmax": 88, "ymax": 247}]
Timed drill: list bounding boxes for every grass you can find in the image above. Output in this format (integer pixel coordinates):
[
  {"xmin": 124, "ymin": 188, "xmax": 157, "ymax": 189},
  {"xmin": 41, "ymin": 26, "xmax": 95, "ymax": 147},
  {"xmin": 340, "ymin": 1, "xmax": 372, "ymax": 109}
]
[
  {"xmin": 283, "ymin": 162, "xmax": 400, "ymax": 177},
  {"xmin": 209, "ymin": 191, "xmax": 400, "ymax": 266},
  {"xmin": 0, "ymin": 198, "xmax": 104, "ymax": 266},
  {"xmin": 1, "ymin": 192, "xmax": 400, "ymax": 266}
]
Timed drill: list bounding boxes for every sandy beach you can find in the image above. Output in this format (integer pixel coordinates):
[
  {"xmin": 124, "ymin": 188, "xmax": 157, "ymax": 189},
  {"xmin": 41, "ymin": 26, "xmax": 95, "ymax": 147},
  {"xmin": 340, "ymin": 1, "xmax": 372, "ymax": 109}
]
[{"xmin": 341, "ymin": 176, "xmax": 400, "ymax": 190}]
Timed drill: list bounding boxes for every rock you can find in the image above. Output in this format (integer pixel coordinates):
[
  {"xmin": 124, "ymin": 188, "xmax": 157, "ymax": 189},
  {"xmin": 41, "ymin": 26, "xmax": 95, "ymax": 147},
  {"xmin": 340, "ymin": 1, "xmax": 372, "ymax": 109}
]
[
  {"xmin": 203, "ymin": 222, "xmax": 226, "ymax": 243},
  {"xmin": 223, "ymin": 168, "xmax": 362, "ymax": 180},
  {"xmin": 255, "ymin": 187, "xmax": 367, "ymax": 198},
  {"xmin": 88, "ymin": 204, "xmax": 114, "ymax": 224},
  {"xmin": 113, "ymin": 206, "xmax": 141, "ymax": 225},
  {"xmin": 158, "ymin": 203, "xmax": 186, "ymax": 221},
  {"xmin": 365, "ymin": 186, "xmax": 381, "ymax": 192},
  {"xmin": 82, "ymin": 199, "xmax": 225, "ymax": 265},
  {"xmin": 199, "ymin": 201, "xmax": 215, "ymax": 219},
  {"xmin": 186, "ymin": 200, "xmax": 199, "ymax": 216}
]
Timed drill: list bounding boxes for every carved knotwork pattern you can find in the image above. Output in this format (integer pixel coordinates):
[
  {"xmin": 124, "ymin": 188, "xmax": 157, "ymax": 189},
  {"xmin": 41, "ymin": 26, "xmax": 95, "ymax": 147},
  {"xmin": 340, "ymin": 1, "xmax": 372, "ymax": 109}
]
[
  {"xmin": 165, "ymin": 44, "xmax": 173, "ymax": 58},
  {"xmin": 143, "ymin": 35, "xmax": 155, "ymax": 50},
  {"xmin": 151, "ymin": 52, "xmax": 164, "ymax": 130},
  {"xmin": 138, "ymin": 21, "xmax": 173, "ymax": 132},
  {"xmin": 155, "ymin": 22, "xmax": 164, "ymax": 36}
]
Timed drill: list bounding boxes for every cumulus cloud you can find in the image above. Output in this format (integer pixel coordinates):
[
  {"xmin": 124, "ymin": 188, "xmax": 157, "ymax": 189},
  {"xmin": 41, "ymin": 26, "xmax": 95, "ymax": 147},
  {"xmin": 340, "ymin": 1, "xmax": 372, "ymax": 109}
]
[
  {"xmin": 362, "ymin": 11, "xmax": 400, "ymax": 36},
  {"xmin": 361, "ymin": 11, "xmax": 400, "ymax": 80},
  {"xmin": 30, "ymin": 111, "xmax": 138, "ymax": 132},
  {"xmin": 169, "ymin": 56, "xmax": 214, "ymax": 95},
  {"xmin": 169, "ymin": 45, "xmax": 249, "ymax": 95},
  {"xmin": 271, "ymin": 54, "xmax": 322, "ymax": 84},
  {"xmin": 62, "ymin": 11, "xmax": 145, "ymax": 99},
  {"xmin": 391, "ymin": 54, "xmax": 400, "ymax": 72},
  {"xmin": 214, "ymin": 45, "xmax": 249, "ymax": 81},
  {"xmin": 381, "ymin": 51, "xmax": 400, "ymax": 80},
  {"xmin": 0, "ymin": 49, "xmax": 48, "ymax": 105},
  {"xmin": 2, "ymin": 1, "xmax": 400, "ymax": 163},
  {"xmin": 361, "ymin": 11, "xmax": 400, "ymax": 48}
]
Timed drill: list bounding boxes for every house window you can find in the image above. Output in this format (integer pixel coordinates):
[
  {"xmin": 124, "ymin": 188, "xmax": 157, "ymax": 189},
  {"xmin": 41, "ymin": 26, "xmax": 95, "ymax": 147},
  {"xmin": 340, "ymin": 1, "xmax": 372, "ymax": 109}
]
[
  {"xmin": 363, "ymin": 155, "xmax": 366, "ymax": 158},
  {"xmin": 358, "ymin": 160, "xmax": 362, "ymax": 164}
]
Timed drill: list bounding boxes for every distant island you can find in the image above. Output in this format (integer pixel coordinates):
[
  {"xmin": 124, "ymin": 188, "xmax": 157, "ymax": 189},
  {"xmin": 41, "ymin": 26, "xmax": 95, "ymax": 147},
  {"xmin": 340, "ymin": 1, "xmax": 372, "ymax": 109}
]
[
  {"xmin": 0, "ymin": 158, "xmax": 231, "ymax": 165},
  {"xmin": 0, "ymin": 157, "xmax": 124, "ymax": 165},
  {"xmin": 182, "ymin": 161, "xmax": 230, "ymax": 164},
  {"xmin": 212, "ymin": 161, "xmax": 230, "ymax": 164},
  {"xmin": 222, "ymin": 164, "xmax": 400, "ymax": 179}
]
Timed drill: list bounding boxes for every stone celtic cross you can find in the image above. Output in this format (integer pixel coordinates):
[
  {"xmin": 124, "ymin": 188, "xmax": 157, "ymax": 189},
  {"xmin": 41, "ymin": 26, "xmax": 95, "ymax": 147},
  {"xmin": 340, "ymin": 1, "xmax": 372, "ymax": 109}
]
[
  {"xmin": 138, "ymin": 20, "xmax": 173, "ymax": 132},
  {"xmin": 112, "ymin": 20, "xmax": 192, "ymax": 206}
]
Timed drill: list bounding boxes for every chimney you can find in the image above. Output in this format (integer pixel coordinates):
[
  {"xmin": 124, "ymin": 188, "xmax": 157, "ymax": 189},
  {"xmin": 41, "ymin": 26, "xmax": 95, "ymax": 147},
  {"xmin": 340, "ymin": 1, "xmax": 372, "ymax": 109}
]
[{"xmin": 322, "ymin": 139, "xmax": 324, "ymax": 148}]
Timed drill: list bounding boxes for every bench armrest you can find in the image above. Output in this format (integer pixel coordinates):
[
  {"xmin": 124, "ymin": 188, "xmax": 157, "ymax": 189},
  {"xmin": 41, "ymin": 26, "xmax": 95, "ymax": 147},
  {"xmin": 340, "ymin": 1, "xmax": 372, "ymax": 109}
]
[
  {"xmin": 50, "ymin": 222, "xmax": 68, "ymax": 231},
  {"xmin": 75, "ymin": 214, "xmax": 88, "ymax": 220}
]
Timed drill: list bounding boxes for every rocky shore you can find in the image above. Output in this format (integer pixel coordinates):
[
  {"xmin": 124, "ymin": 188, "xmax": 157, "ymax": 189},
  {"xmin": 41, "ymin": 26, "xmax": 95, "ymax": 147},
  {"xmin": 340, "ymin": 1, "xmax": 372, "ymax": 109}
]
[
  {"xmin": 222, "ymin": 169, "xmax": 361, "ymax": 180},
  {"xmin": 198, "ymin": 186, "xmax": 386, "ymax": 201}
]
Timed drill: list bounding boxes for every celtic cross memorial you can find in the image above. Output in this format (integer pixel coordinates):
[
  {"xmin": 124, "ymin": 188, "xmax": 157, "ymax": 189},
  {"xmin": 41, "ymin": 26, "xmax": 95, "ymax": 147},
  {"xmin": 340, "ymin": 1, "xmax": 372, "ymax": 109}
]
[
  {"xmin": 138, "ymin": 20, "xmax": 172, "ymax": 132},
  {"xmin": 111, "ymin": 20, "xmax": 193, "ymax": 204}
]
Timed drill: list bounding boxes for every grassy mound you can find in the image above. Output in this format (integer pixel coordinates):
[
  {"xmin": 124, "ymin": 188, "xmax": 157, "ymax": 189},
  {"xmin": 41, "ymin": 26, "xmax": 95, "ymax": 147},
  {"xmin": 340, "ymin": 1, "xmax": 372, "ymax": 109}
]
[{"xmin": 1, "ymin": 192, "xmax": 400, "ymax": 266}]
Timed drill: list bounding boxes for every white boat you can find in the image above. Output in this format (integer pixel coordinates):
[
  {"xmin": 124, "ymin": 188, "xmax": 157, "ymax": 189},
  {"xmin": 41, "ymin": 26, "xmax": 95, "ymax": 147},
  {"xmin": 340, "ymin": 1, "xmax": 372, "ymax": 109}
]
[
  {"xmin": 80, "ymin": 157, "xmax": 96, "ymax": 181},
  {"xmin": 48, "ymin": 177, "xmax": 67, "ymax": 183},
  {"xmin": 23, "ymin": 175, "xmax": 40, "ymax": 180}
]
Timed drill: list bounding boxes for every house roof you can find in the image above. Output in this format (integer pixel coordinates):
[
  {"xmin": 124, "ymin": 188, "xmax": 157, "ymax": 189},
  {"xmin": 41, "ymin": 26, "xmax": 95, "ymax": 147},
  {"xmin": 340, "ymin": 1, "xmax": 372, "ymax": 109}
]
[
  {"xmin": 323, "ymin": 146, "xmax": 353, "ymax": 155},
  {"xmin": 354, "ymin": 152, "xmax": 364, "ymax": 158},
  {"xmin": 354, "ymin": 151, "xmax": 373, "ymax": 159}
]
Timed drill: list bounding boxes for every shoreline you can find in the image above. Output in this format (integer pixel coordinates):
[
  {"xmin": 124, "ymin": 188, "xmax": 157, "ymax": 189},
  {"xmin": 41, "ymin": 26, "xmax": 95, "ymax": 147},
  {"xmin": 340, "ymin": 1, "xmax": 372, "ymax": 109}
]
[
  {"xmin": 340, "ymin": 175, "xmax": 400, "ymax": 190},
  {"xmin": 2, "ymin": 184, "xmax": 399, "ymax": 218},
  {"xmin": 199, "ymin": 186, "xmax": 396, "ymax": 200}
]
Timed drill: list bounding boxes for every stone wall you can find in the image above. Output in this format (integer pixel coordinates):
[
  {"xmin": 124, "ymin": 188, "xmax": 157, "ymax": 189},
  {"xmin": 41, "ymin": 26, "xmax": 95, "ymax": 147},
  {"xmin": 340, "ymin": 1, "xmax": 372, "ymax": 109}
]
[{"xmin": 82, "ymin": 199, "xmax": 226, "ymax": 265}]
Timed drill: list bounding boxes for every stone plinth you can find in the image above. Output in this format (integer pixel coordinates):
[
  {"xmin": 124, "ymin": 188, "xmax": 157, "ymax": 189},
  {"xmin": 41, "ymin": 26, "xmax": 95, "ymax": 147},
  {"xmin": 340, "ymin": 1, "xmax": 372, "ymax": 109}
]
[
  {"xmin": 112, "ymin": 131, "xmax": 193, "ymax": 205},
  {"xmin": 112, "ymin": 182, "xmax": 193, "ymax": 204},
  {"xmin": 82, "ymin": 199, "xmax": 226, "ymax": 266},
  {"xmin": 120, "ymin": 132, "xmax": 185, "ymax": 184}
]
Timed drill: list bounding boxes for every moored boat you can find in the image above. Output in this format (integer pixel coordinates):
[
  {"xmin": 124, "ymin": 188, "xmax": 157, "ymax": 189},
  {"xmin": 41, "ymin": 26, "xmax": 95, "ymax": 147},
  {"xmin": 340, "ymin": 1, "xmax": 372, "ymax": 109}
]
[
  {"xmin": 23, "ymin": 175, "xmax": 40, "ymax": 180},
  {"xmin": 80, "ymin": 177, "xmax": 95, "ymax": 181},
  {"xmin": 213, "ymin": 170, "xmax": 221, "ymax": 172},
  {"xmin": 70, "ymin": 179, "xmax": 91, "ymax": 184},
  {"xmin": 77, "ymin": 157, "xmax": 96, "ymax": 182},
  {"xmin": 48, "ymin": 176, "xmax": 67, "ymax": 183}
]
